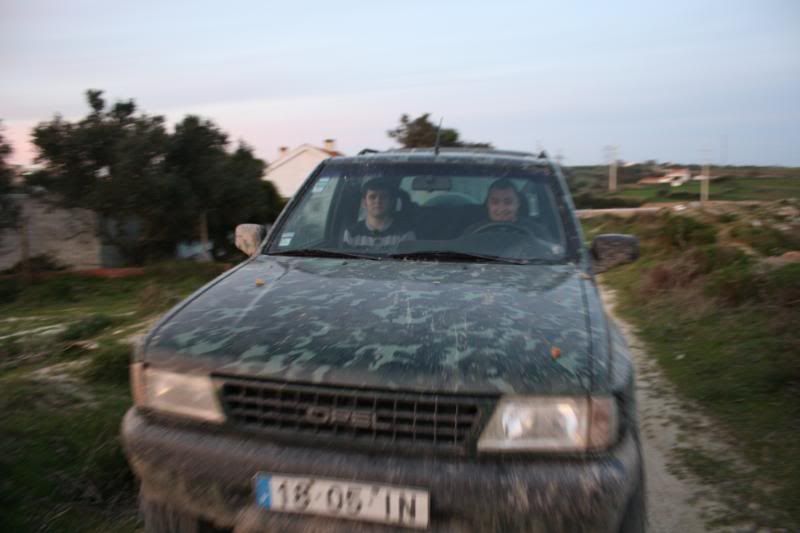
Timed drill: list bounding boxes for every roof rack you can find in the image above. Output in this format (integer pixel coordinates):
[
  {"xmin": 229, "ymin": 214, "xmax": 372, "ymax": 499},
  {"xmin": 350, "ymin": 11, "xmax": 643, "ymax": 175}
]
[{"xmin": 378, "ymin": 147, "xmax": 539, "ymax": 158}]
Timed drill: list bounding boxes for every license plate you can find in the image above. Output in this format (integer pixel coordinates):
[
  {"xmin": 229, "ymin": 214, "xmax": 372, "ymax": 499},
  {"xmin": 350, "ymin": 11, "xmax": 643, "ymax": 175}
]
[{"xmin": 254, "ymin": 473, "xmax": 429, "ymax": 529}]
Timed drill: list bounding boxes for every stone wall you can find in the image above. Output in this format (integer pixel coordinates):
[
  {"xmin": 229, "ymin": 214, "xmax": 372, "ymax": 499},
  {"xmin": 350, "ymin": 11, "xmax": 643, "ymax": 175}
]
[{"xmin": 0, "ymin": 194, "xmax": 102, "ymax": 271}]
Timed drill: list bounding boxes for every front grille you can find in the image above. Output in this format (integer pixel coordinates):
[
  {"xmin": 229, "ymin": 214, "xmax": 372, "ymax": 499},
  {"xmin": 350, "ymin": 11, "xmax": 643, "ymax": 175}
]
[{"xmin": 218, "ymin": 376, "xmax": 484, "ymax": 452}]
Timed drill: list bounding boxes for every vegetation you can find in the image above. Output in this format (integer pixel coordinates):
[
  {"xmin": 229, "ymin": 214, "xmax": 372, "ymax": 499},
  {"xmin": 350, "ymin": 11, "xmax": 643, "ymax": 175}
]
[
  {"xmin": 387, "ymin": 113, "xmax": 492, "ymax": 149},
  {"xmin": 0, "ymin": 262, "xmax": 226, "ymax": 531},
  {"xmin": 0, "ymin": 120, "xmax": 19, "ymax": 230},
  {"xmin": 615, "ymin": 177, "xmax": 800, "ymax": 203},
  {"xmin": 571, "ymin": 192, "xmax": 644, "ymax": 209},
  {"xmin": 566, "ymin": 164, "xmax": 800, "ymax": 207},
  {"xmin": 59, "ymin": 314, "xmax": 114, "ymax": 341},
  {"xmin": 583, "ymin": 200, "xmax": 800, "ymax": 526},
  {"xmin": 28, "ymin": 90, "xmax": 285, "ymax": 264}
]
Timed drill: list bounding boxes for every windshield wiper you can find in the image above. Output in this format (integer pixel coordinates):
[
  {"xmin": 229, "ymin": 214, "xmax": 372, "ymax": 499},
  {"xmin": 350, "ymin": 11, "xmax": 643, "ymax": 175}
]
[
  {"xmin": 269, "ymin": 248, "xmax": 382, "ymax": 260},
  {"xmin": 387, "ymin": 250, "xmax": 529, "ymax": 264}
]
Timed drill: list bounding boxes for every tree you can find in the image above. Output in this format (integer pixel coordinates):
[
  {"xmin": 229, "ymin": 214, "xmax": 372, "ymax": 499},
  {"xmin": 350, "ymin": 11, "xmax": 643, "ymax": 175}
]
[
  {"xmin": 166, "ymin": 119, "xmax": 285, "ymax": 259},
  {"xmin": 0, "ymin": 120, "xmax": 19, "ymax": 230},
  {"xmin": 33, "ymin": 91, "xmax": 175, "ymax": 262},
  {"xmin": 31, "ymin": 90, "xmax": 284, "ymax": 264},
  {"xmin": 210, "ymin": 143, "xmax": 284, "ymax": 257},
  {"xmin": 387, "ymin": 113, "xmax": 492, "ymax": 149}
]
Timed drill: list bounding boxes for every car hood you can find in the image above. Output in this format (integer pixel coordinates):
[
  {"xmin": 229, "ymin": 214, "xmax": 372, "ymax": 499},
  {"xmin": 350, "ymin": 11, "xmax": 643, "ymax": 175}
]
[{"xmin": 147, "ymin": 256, "xmax": 607, "ymax": 395}]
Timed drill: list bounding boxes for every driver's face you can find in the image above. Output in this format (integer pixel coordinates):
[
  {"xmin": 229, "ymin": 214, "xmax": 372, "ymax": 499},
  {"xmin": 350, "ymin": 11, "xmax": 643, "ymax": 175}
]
[
  {"xmin": 363, "ymin": 189, "xmax": 393, "ymax": 219},
  {"xmin": 487, "ymin": 187, "xmax": 520, "ymax": 222}
]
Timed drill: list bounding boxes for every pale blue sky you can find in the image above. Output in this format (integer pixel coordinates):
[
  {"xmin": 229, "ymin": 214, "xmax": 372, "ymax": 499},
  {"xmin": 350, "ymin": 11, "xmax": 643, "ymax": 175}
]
[{"xmin": 2, "ymin": 0, "xmax": 799, "ymax": 165}]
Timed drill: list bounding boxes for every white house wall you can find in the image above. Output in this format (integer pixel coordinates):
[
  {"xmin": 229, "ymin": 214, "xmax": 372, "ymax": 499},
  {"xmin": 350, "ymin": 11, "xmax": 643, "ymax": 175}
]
[
  {"xmin": 267, "ymin": 151, "xmax": 329, "ymax": 199},
  {"xmin": 0, "ymin": 195, "xmax": 102, "ymax": 271}
]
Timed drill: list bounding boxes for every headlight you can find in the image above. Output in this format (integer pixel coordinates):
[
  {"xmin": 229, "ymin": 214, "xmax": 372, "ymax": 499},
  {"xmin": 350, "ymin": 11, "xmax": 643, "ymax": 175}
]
[
  {"xmin": 477, "ymin": 396, "xmax": 617, "ymax": 452},
  {"xmin": 130, "ymin": 364, "xmax": 225, "ymax": 423}
]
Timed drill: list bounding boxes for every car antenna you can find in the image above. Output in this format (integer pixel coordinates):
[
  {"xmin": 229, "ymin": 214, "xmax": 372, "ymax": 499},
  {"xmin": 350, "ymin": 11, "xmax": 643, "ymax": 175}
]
[{"xmin": 434, "ymin": 117, "xmax": 444, "ymax": 156}]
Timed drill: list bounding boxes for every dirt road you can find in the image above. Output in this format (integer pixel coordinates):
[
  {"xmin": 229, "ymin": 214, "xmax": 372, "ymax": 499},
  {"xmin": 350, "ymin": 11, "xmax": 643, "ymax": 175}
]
[{"xmin": 600, "ymin": 285, "xmax": 764, "ymax": 533}]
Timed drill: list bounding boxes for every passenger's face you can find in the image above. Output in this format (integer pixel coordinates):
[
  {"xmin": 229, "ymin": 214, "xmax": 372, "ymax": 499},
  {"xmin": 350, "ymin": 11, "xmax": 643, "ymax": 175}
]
[
  {"xmin": 487, "ymin": 188, "xmax": 520, "ymax": 222},
  {"xmin": 363, "ymin": 189, "xmax": 393, "ymax": 219}
]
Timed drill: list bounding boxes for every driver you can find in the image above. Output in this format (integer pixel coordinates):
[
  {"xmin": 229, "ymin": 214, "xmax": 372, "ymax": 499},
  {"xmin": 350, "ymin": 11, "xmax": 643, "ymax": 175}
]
[
  {"xmin": 343, "ymin": 178, "xmax": 415, "ymax": 248},
  {"xmin": 485, "ymin": 178, "xmax": 524, "ymax": 223},
  {"xmin": 462, "ymin": 178, "xmax": 528, "ymax": 231}
]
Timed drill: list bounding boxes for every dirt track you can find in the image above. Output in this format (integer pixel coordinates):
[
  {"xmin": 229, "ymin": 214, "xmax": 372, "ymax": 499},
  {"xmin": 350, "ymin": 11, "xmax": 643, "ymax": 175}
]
[{"xmin": 599, "ymin": 285, "xmax": 760, "ymax": 533}]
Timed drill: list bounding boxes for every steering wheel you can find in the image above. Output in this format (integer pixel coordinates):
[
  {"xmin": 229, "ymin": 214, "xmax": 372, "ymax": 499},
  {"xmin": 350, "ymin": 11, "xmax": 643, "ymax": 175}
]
[{"xmin": 469, "ymin": 222, "xmax": 534, "ymax": 237}]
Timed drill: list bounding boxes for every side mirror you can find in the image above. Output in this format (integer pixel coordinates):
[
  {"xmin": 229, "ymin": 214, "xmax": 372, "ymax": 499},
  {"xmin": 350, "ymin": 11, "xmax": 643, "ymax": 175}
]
[
  {"xmin": 235, "ymin": 224, "xmax": 266, "ymax": 257},
  {"xmin": 591, "ymin": 234, "xmax": 639, "ymax": 273}
]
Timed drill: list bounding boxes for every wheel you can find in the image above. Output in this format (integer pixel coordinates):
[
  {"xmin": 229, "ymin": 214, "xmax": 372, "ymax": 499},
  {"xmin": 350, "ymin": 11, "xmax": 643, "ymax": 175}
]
[{"xmin": 140, "ymin": 495, "xmax": 229, "ymax": 533}]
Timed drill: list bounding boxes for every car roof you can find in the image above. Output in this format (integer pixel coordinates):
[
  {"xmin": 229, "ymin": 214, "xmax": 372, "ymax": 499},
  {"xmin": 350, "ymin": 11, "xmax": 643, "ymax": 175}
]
[{"xmin": 332, "ymin": 147, "xmax": 552, "ymax": 167}]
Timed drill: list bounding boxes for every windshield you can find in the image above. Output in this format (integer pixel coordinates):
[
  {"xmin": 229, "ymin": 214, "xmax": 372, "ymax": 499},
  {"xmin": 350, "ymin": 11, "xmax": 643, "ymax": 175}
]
[{"xmin": 267, "ymin": 160, "xmax": 573, "ymax": 263}]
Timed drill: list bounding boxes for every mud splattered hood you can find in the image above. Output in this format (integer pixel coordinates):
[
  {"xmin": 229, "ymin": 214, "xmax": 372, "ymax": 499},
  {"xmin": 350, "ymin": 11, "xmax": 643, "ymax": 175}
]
[{"xmin": 146, "ymin": 256, "xmax": 611, "ymax": 395}]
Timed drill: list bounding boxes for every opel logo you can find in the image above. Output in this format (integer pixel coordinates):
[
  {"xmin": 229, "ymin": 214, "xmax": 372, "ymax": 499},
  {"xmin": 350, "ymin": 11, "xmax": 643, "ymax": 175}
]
[{"xmin": 305, "ymin": 406, "xmax": 377, "ymax": 429}]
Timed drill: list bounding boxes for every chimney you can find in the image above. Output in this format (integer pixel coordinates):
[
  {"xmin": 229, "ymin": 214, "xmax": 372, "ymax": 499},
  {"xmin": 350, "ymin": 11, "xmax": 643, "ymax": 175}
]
[
  {"xmin": 323, "ymin": 139, "xmax": 336, "ymax": 152},
  {"xmin": 278, "ymin": 146, "xmax": 289, "ymax": 157}
]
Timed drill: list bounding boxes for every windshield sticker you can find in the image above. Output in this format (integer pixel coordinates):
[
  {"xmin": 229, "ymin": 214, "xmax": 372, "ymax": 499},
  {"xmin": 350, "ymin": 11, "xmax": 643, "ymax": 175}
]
[
  {"xmin": 312, "ymin": 177, "xmax": 331, "ymax": 193},
  {"xmin": 279, "ymin": 232, "xmax": 295, "ymax": 247}
]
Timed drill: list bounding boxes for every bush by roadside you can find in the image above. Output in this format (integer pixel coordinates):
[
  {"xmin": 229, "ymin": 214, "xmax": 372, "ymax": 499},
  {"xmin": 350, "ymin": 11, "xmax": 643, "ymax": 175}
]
[
  {"xmin": 584, "ymin": 203, "xmax": 800, "ymax": 527},
  {"xmin": 0, "ymin": 260, "xmax": 226, "ymax": 532},
  {"xmin": 572, "ymin": 192, "xmax": 644, "ymax": 209}
]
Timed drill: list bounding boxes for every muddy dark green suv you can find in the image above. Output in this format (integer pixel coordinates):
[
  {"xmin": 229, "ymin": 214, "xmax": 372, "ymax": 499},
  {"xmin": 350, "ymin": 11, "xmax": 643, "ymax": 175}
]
[{"xmin": 122, "ymin": 148, "xmax": 644, "ymax": 532}]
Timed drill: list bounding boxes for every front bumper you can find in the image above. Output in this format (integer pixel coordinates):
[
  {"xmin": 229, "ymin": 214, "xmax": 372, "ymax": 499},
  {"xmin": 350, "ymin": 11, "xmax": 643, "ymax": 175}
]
[{"xmin": 122, "ymin": 408, "xmax": 641, "ymax": 532}]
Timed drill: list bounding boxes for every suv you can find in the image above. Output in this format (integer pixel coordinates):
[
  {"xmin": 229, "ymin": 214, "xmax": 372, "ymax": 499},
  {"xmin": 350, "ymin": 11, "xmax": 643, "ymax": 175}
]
[{"xmin": 122, "ymin": 148, "xmax": 644, "ymax": 532}]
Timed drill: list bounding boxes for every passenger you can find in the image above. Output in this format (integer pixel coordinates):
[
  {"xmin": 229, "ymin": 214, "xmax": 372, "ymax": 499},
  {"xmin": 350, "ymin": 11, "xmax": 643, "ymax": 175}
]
[{"xmin": 343, "ymin": 178, "xmax": 415, "ymax": 247}]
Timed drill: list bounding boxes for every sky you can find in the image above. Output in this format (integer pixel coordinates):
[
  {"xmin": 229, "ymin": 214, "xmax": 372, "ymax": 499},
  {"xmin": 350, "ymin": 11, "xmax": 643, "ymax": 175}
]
[{"xmin": 2, "ymin": 0, "xmax": 799, "ymax": 166}]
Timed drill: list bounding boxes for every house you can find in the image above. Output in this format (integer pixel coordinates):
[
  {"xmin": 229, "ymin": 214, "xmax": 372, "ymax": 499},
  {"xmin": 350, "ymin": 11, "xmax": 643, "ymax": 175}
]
[
  {"xmin": 662, "ymin": 168, "xmax": 691, "ymax": 186},
  {"xmin": 638, "ymin": 176, "xmax": 671, "ymax": 185},
  {"xmin": 638, "ymin": 168, "xmax": 691, "ymax": 187},
  {"xmin": 264, "ymin": 139, "xmax": 344, "ymax": 199}
]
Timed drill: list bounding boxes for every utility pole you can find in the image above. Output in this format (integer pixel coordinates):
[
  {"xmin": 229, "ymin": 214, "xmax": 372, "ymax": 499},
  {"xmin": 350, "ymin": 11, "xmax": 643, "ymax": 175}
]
[
  {"xmin": 701, "ymin": 147, "xmax": 711, "ymax": 203},
  {"xmin": 604, "ymin": 145, "xmax": 618, "ymax": 192}
]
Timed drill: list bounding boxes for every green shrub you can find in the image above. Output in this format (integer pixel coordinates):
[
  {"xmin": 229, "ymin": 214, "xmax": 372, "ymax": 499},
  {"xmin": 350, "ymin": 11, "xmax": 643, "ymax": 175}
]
[
  {"xmin": 0, "ymin": 278, "xmax": 22, "ymax": 304},
  {"xmin": 83, "ymin": 342, "xmax": 131, "ymax": 385},
  {"xmin": 82, "ymin": 433, "xmax": 136, "ymax": 505},
  {"xmin": 144, "ymin": 260, "xmax": 226, "ymax": 281},
  {"xmin": 136, "ymin": 282, "xmax": 181, "ymax": 314},
  {"xmin": 59, "ymin": 314, "xmax": 113, "ymax": 341},
  {"xmin": 705, "ymin": 261, "xmax": 760, "ymax": 305},
  {"xmin": 666, "ymin": 191, "xmax": 698, "ymax": 200},
  {"xmin": 0, "ymin": 254, "xmax": 66, "ymax": 275},
  {"xmin": 0, "ymin": 337, "xmax": 23, "ymax": 358},
  {"xmin": 687, "ymin": 245, "xmax": 751, "ymax": 275},
  {"xmin": 29, "ymin": 277, "xmax": 80, "ymax": 304},
  {"xmin": 662, "ymin": 215, "xmax": 717, "ymax": 250},
  {"xmin": 730, "ymin": 224, "xmax": 800, "ymax": 256},
  {"xmin": 761, "ymin": 263, "xmax": 800, "ymax": 308},
  {"xmin": 639, "ymin": 246, "xmax": 752, "ymax": 298},
  {"xmin": 571, "ymin": 193, "xmax": 644, "ymax": 209}
]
